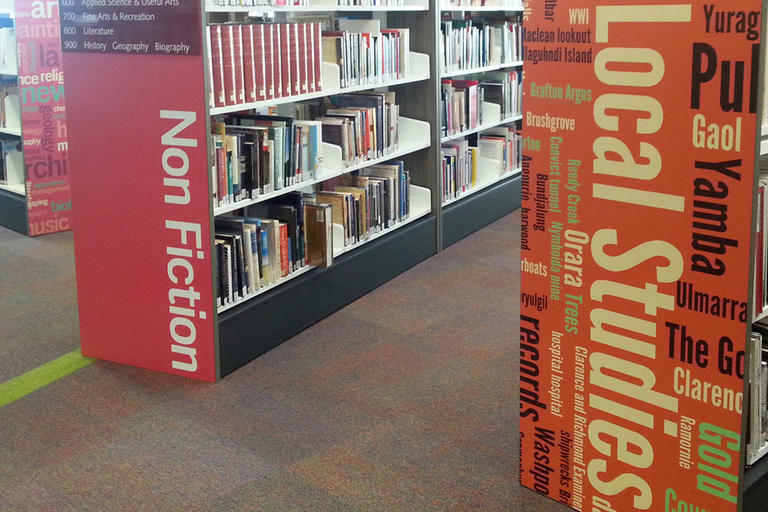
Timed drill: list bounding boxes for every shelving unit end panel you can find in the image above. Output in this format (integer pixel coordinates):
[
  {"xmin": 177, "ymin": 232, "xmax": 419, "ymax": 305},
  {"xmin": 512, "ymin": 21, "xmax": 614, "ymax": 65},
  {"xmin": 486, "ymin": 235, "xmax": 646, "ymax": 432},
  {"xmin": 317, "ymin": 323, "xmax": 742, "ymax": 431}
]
[{"xmin": 63, "ymin": 47, "xmax": 218, "ymax": 382}]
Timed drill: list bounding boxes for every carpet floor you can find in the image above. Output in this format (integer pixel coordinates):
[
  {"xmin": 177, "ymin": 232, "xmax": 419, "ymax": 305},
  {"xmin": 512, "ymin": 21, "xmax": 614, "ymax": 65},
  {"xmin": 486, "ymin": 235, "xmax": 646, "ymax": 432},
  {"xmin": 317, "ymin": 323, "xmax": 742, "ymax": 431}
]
[{"xmin": 0, "ymin": 211, "xmax": 567, "ymax": 512}]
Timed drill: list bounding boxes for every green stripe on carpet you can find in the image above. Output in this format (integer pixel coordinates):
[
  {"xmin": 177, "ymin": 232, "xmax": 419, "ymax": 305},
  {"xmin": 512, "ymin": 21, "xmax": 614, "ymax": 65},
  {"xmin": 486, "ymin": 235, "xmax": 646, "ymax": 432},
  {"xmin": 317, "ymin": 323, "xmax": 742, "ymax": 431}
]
[{"xmin": 0, "ymin": 350, "xmax": 94, "ymax": 408}]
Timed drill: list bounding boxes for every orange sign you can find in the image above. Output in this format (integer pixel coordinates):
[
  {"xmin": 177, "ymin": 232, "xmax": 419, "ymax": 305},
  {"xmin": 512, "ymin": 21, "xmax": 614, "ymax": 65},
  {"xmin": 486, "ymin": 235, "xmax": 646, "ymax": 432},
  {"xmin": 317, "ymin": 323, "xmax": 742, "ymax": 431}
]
[{"xmin": 519, "ymin": 2, "xmax": 760, "ymax": 511}]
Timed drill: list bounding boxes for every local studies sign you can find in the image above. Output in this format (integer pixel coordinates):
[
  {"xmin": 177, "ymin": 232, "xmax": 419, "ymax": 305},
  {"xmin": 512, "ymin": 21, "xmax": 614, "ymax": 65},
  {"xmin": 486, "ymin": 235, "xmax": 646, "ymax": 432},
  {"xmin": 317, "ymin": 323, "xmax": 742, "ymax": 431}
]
[{"xmin": 519, "ymin": 1, "xmax": 760, "ymax": 511}]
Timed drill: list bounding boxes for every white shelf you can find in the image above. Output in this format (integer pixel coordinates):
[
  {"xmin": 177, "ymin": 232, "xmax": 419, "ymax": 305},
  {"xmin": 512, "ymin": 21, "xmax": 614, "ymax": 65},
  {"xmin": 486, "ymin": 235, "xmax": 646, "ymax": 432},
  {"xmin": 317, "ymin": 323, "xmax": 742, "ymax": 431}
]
[
  {"xmin": 441, "ymin": 113, "xmax": 521, "ymax": 143},
  {"xmin": 214, "ymin": 116, "xmax": 431, "ymax": 215},
  {"xmin": 0, "ymin": 182, "xmax": 24, "ymax": 195},
  {"xmin": 206, "ymin": 3, "xmax": 427, "ymax": 11},
  {"xmin": 218, "ymin": 263, "xmax": 314, "ymax": 313},
  {"xmin": 442, "ymin": 165, "xmax": 520, "ymax": 207},
  {"xmin": 441, "ymin": 60, "xmax": 523, "ymax": 78},
  {"xmin": 210, "ymin": 52, "xmax": 430, "ymax": 115},
  {"xmin": 332, "ymin": 184, "xmax": 431, "ymax": 258},
  {"xmin": 0, "ymin": 68, "xmax": 16, "ymax": 75},
  {"xmin": 441, "ymin": 5, "xmax": 522, "ymax": 11},
  {"xmin": 0, "ymin": 126, "xmax": 20, "ymax": 136},
  {"xmin": 748, "ymin": 440, "xmax": 768, "ymax": 466},
  {"xmin": 755, "ymin": 308, "xmax": 768, "ymax": 323}
]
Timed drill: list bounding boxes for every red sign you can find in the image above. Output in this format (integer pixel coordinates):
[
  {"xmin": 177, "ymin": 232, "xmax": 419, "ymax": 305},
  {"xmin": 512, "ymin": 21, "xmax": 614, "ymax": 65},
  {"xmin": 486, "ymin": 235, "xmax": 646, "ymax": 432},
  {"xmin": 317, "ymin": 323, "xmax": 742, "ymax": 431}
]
[
  {"xmin": 63, "ymin": 5, "xmax": 217, "ymax": 381},
  {"xmin": 519, "ymin": 2, "xmax": 759, "ymax": 510},
  {"xmin": 16, "ymin": 0, "xmax": 71, "ymax": 236}
]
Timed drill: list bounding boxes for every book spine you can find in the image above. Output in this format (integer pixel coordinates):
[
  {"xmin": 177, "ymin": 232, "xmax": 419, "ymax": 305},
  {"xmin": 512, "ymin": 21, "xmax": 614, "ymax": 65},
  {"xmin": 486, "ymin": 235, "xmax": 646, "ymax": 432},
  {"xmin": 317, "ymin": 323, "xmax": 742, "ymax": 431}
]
[
  {"xmin": 242, "ymin": 25, "xmax": 256, "ymax": 103},
  {"xmin": 279, "ymin": 223, "xmax": 290, "ymax": 276},
  {"xmin": 222, "ymin": 25, "xmax": 237, "ymax": 105},
  {"xmin": 234, "ymin": 24, "xmax": 246, "ymax": 104},
  {"xmin": 280, "ymin": 24, "xmax": 292, "ymax": 97},
  {"xmin": 253, "ymin": 25, "xmax": 266, "ymax": 101},
  {"xmin": 209, "ymin": 25, "xmax": 226, "ymax": 107},
  {"xmin": 314, "ymin": 23, "xmax": 323, "ymax": 92}
]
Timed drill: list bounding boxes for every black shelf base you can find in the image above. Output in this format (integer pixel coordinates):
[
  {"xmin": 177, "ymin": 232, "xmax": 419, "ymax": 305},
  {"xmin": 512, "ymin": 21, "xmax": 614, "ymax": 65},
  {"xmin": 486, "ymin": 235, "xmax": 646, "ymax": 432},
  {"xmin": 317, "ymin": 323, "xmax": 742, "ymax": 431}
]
[
  {"xmin": 218, "ymin": 215, "xmax": 437, "ymax": 377},
  {"xmin": 442, "ymin": 174, "xmax": 521, "ymax": 249},
  {"xmin": 0, "ymin": 187, "xmax": 28, "ymax": 235}
]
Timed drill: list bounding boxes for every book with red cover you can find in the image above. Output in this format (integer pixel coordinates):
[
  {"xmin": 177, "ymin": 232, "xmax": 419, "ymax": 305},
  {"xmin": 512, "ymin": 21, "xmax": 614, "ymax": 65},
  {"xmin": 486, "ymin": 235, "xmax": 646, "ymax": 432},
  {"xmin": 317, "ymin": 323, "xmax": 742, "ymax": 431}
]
[
  {"xmin": 221, "ymin": 25, "xmax": 237, "ymax": 105},
  {"xmin": 279, "ymin": 23, "xmax": 292, "ymax": 97},
  {"xmin": 241, "ymin": 25, "xmax": 256, "ymax": 103},
  {"xmin": 290, "ymin": 24, "xmax": 301, "ymax": 96},
  {"xmin": 306, "ymin": 23, "xmax": 315, "ymax": 92},
  {"xmin": 279, "ymin": 222, "xmax": 290, "ymax": 277},
  {"xmin": 233, "ymin": 24, "xmax": 246, "ymax": 104},
  {"xmin": 209, "ymin": 25, "xmax": 226, "ymax": 107},
  {"xmin": 297, "ymin": 23, "xmax": 308, "ymax": 94},
  {"xmin": 313, "ymin": 22, "xmax": 322, "ymax": 93},
  {"xmin": 263, "ymin": 24, "xmax": 275, "ymax": 100},
  {"xmin": 252, "ymin": 25, "xmax": 266, "ymax": 101}
]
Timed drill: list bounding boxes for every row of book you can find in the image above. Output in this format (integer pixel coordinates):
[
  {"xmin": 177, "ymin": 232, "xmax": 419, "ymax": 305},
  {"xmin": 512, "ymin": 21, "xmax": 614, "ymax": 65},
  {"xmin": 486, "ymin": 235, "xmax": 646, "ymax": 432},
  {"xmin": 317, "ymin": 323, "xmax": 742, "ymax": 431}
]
[
  {"xmin": 207, "ymin": 0, "xmax": 406, "ymax": 6},
  {"xmin": 208, "ymin": 22, "xmax": 324, "ymax": 107},
  {"xmin": 214, "ymin": 193, "xmax": 333, "ymax": 306},
  {"xmin": 440, "ymin": 125, "xmax": 520, "ymax": 201},
  {"xmin": 206, "ymin": 19, "xmax": 410, "ymax": 108},
  {"xmin": 755, "ymin": 170, "xmax": 768, "ymax": 317},
  {"xmin": 0, "ymin": 139, "xmax": 22, "ymax": 187},
  {"xmin": 212, "ymin": 115, "xmax": 322, "ymax": 207},
  {"xmin": 0, "ymin": 77, "xmax": 19, "ymax": 130},
  {"xmin": 323, "ymin": 18, "xmax": 410, "ymax": 88},
  {"xmin": 319, "ymin": 162, "xmax": 411, "ymax": 245},
  {"xmin": 214, "ymin": 162, "xmax": 411, "ymax": 305},
  {"xmin": 747, "ymin": 327, "xmax": 768, "ymax": 464},
  {"xmin": 0, "ymin": 27, "xmax": 14, "ymax": 73},
  {"xmin": 439, "ymin": 18, "xmax": 522, "ymax": 73},
  {"xmin": 440, "ymin": 70, "xmax": 521, "ymax": 136},
  {"xmin": 442, "ymin": 0, "xmax": 523, "ymax": 6},
  {"xmin": 211, "ymin": 92, "xmax": 401, "ymax": 207}
]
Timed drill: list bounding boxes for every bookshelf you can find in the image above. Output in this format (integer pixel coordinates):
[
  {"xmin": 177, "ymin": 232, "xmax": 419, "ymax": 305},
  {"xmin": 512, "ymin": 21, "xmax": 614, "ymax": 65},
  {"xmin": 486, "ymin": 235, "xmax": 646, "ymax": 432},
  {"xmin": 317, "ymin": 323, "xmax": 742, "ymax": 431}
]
[
  {"xmin": 436, "ymin": 4, "xmax": 523, "ymax": 248},
  {"xmin": 62, "ymin": 0, "xmax": 443, "ymax": 381},
  {"xmin": 0, "ymin": 0, "xmax": 71, "ymax": 236},
  {"xmin": 742, "ymin": 12, "xmax": 768, "ymax": 509},
  {"xmin": 60, "ymin": 0, "xmax": 527, "ymax": 381}
]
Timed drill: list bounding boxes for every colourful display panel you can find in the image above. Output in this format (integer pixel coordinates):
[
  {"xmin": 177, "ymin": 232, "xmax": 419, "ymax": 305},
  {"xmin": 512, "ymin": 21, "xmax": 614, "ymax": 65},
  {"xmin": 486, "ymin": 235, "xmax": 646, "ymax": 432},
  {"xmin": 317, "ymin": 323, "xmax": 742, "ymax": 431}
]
[
  {"xmin": 62, "ymin": 1, "xmax": 217, "ymax": 381},
  {"xmin": 16, "ymin": 0, "xmax": 71, "ymax": 235},
  {"xmin": 519, "ymin": 2, "xmax": 760, "ymax": 510}
]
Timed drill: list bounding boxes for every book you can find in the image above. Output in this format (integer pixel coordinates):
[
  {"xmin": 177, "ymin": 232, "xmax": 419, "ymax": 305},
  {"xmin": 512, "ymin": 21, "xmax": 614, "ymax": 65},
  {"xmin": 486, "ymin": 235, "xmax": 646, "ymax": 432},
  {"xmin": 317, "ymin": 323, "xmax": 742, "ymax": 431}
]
[{"xmin": 304, "ymin": 201, "xmax": 334, "ymax": 267}]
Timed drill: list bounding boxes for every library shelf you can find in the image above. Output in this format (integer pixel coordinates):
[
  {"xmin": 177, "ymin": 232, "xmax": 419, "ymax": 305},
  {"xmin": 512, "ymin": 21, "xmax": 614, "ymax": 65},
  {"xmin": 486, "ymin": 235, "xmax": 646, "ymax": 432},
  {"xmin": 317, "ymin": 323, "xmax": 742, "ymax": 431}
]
[
  {"xmin": 218, "ymin": 185, "xmax": 431, "ymax": 313},
  {"xmin": 0, "ymin": 181, "xmax": 22, "ymax": 195},
  {"xmin": 760, "ymin": 124, "xmax": 768, "ymax": 155},
  {"xmin": 206, "ymin": 4, "xmax": 428, "ymax": 12},
  {"xmin": 441, "ymin": 113, "xmax": 521, "ymax": 143},
  {"xmin": 442, "ymin": 172, "xmax": 520, "ymax": 248},
  {"xmin": 217, "ymin": 214, "xmax": 437, "ymax": 376},
  {"xmin": 213, "ymin": 117, "xmax": 431, "ymax": 216},
  {"xmin": 218, "ymin": 264, "xmax": 314, "ymax": 313},
  {"xmin": 332, "ymin": 184, "xmax": 431, "ymax": 258},
  {"xmin": 442, "ymin": 165, "xmax": 520, "ymax": 207},
  {"xmin": 440, "ymin": 60, "xmax": 523, "ymax": 79},
  {"xmin": 440, "ymin": 5, "xmax": 522, "ymax": 11},
  {"xmin": 210, "ymin": 52, "xmax": 430, "ymax": 115},
  {"xmin": 0, "ymin": 126, "xmax": 20, "ymax": 136}
]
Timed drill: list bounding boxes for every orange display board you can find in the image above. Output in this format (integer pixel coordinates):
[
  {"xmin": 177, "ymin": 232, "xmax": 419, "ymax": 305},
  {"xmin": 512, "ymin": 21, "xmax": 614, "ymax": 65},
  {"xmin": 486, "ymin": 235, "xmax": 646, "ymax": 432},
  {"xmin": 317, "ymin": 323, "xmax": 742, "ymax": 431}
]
[{"xmin": 519, "ymin": 2, "xmax": 761, "ymax": 511}]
